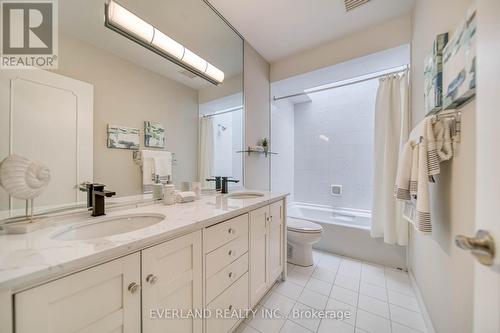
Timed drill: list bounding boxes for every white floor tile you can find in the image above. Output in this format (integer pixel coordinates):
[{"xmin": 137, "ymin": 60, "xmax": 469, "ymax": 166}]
[
  {"xmin": 335, "ymin": 274, "xmax": 360, "ymax": 292},
  {"xmin": 360, "ymin": 269, "xmax": 386, "ymax": 288},
  {"xmin": 355, "ymin": 309, "xmax": 391, "ymax": 333},
  {"xmin": 305, "ymin": 277, "xmax": 332, "ymax": 296},
  {"xmin": 359, "ymin": 282, "xmax": 388, "ymax": 301},
  {"xmin": 385, "ymin": 268, "xmax": 411, "ymax": 283},
  {"xmin": 280, "ymin": 320, "xmax": 313, "ymax": 333},
  {"xmin": 357, "ymin": 294, "xmax": 390, "ymax": 319},
  {"xmin": 386, "ymin": 278, "xmax": 414, "ymax": 296},
  {"xmin": 312, "ymin": 267, "xmax": 336, "ymax": 283},
  {"xmin": 234, "ymin": 322, "xmax": 261, "ymax": 333},
  {"xmin": 316, "ymin": 259, "xmax": 340, "ymax": 272},
  {"xmin": 325, "ymin": 298, "xmax": 357, "ymax": 326},
  {"xmin": 287, "ymin": 263, "xmax": 295, "ymax": 274},
  {"xmin": 263, "ymin": 291, "xmax": 297, "ymax": 316},
  {"xmin": 288, "ymin": 270, "xmax": 311, "ymax": 287},
  {"xmin": 339, "ymin": 259, "xmax": 362, "ymax": 278},
  {"xmin": 289, "ymin": 303, "xmax": 322, "ymax": 332},
  {"xmin": 246, "ymin": 305, "xmax": 286, "ymax": 333},
  {"xmin": 293, "ymin": 265, "xmax": 316, "ymax": 276},
  {"xmin": 298, "ymin": 288, "xmax": 329, "ymax": 310},
  {"xmin": 318, "ymin": 318, "xmax": 355, "ymax": 333},
  {"xmin": 274, "ymin": 280, "xmax": 304, "ymax": 300},
  {"xmin": 392, "ymin": 321, "xmax": 426, "ymax": 333},
  {"xmin": 330, "ymin": 285, "xmax": 359, "ymax": 306},
  {"xmin": 390, "ymin": 304, "xmax": 426, "ymax": 332},
  {"xmin": 388, "ymin": 290, "xmax": 421, "ymax": 312},
  {"xmin": 355, "ymin": 328, "xmax": 370, "ymax": 333}
]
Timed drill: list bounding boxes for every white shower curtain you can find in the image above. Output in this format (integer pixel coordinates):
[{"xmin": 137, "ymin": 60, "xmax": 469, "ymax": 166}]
[
  {"xmin": 371, "ymin": 72, "xmax": 410, "ymax": 246},
  {"xmin": 199, "ymin": 117, "xmax": 214, "ymax": 189}
]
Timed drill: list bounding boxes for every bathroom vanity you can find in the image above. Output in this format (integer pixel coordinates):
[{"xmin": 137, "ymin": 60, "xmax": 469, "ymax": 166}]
[{"xmin": 0, "ymin": 192, "xmax": 287, "ymax": 333}]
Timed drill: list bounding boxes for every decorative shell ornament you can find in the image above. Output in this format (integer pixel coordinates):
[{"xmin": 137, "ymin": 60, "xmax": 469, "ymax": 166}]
[{"xmin": 0, "ymin": 154, "xmax": 51, "ymax": 200}]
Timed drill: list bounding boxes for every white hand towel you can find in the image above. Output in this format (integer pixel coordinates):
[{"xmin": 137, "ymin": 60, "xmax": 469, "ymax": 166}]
[
  {"xmin": 415, "ymin": 118, "xmax": 433, "ymax": 233},
  {"xmin": 394, "ymin": 140, "xmax": 414, "ymax": 201},
  {"xmin": 426, "ymin": 118, "xmax": 441, "ymax": 177},
  {"xmin": 433, "ymin": 118, "xmax": 453, "ymax": 161},
  {"xmin": 410, "ymin": 142, "xmax": 419, "ymax": 197}
]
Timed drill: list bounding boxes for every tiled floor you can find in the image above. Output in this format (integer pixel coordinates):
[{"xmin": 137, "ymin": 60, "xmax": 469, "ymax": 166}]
[{"xmin": 237, "ymin": 250, "xmax": 427, "ymax": 333}]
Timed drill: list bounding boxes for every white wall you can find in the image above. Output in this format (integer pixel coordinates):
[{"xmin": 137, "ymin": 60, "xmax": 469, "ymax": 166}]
[
  {"xmin": 293, "ymin": 79, "xmax": 378, "ymax": 210},
  {"xmin": 244, "ymin": 41, "xmax": 271, "ymax": 190},
  {"xmin": 54, "ymin": 34, "xmax": 199, "ymax": 195},
  {"xmin": 270, "ymin": 15, "xmax": 412, "ymax": 82},
  {"xmin": 409, "ymin": 1, "xmax": 476, "ymax": 332},
  {"xmin": 271, "ymin": 99, "xmax": 294, "ymax": 199},
  {"xmin": 211, "ymin": 111, "xmax": 243, "ymax": 183}
]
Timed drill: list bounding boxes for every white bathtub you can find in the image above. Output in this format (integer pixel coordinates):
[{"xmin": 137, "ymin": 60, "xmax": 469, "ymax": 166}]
[{"xmin": 287, "ymin": 202, "xmax": 406, "ymax": 268}]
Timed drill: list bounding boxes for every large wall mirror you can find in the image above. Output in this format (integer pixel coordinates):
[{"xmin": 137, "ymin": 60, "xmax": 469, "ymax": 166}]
[{"xmin": 0, "ymin": 0, "xmax": 243, "ymax": 219}]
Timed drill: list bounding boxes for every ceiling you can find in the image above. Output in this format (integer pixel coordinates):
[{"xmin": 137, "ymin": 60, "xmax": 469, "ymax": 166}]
[
  {"xmin": 208, "ymin": 0, "xmax": 415, "ymax": 62},
  {"xmin": 60, "ymin": 0, "xmax": 243, "ymax": 90}
]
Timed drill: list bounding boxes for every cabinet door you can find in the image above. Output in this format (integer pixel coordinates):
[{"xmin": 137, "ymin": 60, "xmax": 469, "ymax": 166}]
[
  {"xmin": 269, "ymin": 200, "xmax": 284, "ymax": 282},
  {"xmin": 142, "ymin": 230, "xmax": 202, "ymax": 333},
  {"xmin": 15, "ymin": 253, "xmax": 141, "ymax": 333},
  {"xmin": 249, "ymin": 206, "xmax": 269, "ymax": 308}
]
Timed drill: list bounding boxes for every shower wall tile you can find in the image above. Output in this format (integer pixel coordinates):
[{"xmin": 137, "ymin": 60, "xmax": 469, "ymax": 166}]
[{"xmin": 294, "ymin": 79, "xmax": 378, "ymax": 210}]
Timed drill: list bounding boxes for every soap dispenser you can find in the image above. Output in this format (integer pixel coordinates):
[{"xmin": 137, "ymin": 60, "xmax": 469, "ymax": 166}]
[{"xmin": 153, "ymin": 175, "xmax": 163, "ymax": 201}]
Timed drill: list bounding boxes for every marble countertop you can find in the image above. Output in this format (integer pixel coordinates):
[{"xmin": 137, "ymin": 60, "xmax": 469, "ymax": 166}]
[{"xmin": 0, "ymin": 191, "xmax": 287, "ymax": 292}]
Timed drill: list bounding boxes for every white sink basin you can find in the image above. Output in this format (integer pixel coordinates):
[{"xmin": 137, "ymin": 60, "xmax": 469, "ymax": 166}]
[
  {"xmin": 54, "ymin": 213, "xmax": 165, "ymax": 241},
  {"xmin": 226, "ymin": 191, "xmax": 265, "ymax": 199}
]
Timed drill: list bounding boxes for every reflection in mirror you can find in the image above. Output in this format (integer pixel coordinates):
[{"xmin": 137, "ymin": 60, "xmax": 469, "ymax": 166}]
[{"xmin": 0, "ymin": 0, "xmax": 243, "ymax": 220}]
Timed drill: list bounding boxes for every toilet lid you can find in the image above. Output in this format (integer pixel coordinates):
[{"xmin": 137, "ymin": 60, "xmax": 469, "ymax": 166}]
[{"xmin": 287, "ymin": 218, "xmax": 323, "ymax": 233}]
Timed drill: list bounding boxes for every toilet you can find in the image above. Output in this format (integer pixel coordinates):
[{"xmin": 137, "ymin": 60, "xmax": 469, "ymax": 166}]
[{"xmin": 287, "ymin": 217, "xmax": 323, "ymax": 267}]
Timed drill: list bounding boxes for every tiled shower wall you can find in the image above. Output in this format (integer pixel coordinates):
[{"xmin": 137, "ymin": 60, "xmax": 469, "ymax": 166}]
[{"xmin": 293, "ymin": 79, "xmax": 378, "ymax": 210}]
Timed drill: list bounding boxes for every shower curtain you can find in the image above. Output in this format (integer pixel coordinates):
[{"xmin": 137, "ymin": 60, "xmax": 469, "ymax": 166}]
[
  {"xmin": 371, "ymin": 72, "xmax": 410, "ymax": 246},
  {"xmin": 199, "ymin": 117, "xmax": 214, "ymax": 189}
]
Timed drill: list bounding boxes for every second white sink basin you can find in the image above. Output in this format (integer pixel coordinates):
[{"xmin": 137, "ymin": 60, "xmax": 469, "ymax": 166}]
[
  {"xmin": 54, "ymin": 213, "xmax": 165, "ymax": 241},
  {"xmin": 226, "ymin": 191, "xmax": 265, "ymax": 199}
]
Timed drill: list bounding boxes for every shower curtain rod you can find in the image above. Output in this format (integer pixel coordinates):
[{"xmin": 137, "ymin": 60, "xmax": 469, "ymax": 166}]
[
  {"xmin": 201, "ymin": 105, "xmax": 243, "ymax": 118},
  {"xmin": 273, "ymin": 64, "xmax": 409, "ymax": 101}
]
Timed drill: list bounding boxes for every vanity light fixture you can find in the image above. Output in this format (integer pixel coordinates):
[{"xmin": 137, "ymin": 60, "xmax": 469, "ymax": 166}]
[{"xmin": 104, "ymin": 0, "xmax": 225, "ymax": 85}]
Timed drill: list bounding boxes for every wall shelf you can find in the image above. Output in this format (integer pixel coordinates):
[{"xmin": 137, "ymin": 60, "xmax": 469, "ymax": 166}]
[{"xmin": 236, "ymin": 148, "xmax": 277, "ymax": 157}]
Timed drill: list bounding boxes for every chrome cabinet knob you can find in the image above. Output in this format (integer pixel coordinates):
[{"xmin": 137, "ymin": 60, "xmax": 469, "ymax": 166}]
[
  {"xmin": 128, "ymin": 282, "xmax": 141, "ymax": 294},
  {"xmin": 228, "ymin": 228, "xmax": 235, "ymax": 234},
  {"xmin": 455, "ymin": 230, "xmax": 495, "ymax": 266},
  {"xmin": 146, "ymin": 274, "xmax": 158, "ymax": 285},
  {"xmin": 228, "ymin": 272, "xmax": 233, "ymax": 278},
  {"xmin": 228, "ymin": 250, "xmax": 233, "ymax": 256}
]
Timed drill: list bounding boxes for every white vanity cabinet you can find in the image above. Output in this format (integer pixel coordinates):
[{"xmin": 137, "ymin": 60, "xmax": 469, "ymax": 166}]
[
  {"xmin": 15, "ymin": 253, "xmax": 142, "ymax": 333},
  {"xmin": 141, "ymin": 230, "xmax": 202, "ymax": 333},
  {"xmin": 203, "ymin": 214, "xmax": 250, "ymax": 333},
  {"xmin": 11, "ymin": 199, "xmax": 286, "ymax": 333},
  {"xmin": 14, "ymin": 231, "xmax": 203, "ymax": 333},
  {"xmin": 249, "ymin": 200, "xmax": 284, "ymax": 308}
]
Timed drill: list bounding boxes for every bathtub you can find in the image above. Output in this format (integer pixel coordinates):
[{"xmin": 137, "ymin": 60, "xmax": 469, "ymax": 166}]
[{"xmin": 287, "ymin": 202, "xmax": 406, "ymax": 268}]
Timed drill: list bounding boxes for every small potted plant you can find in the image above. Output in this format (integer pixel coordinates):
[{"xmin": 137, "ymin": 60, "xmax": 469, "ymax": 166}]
[{"xmin": 261, "ymin": 138, "xmax": 268, "ymax": 153}]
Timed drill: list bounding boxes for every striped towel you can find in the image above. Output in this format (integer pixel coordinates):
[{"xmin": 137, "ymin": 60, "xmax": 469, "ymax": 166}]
[
  {"xmin": 410, "ymin": 142, "xmax": 419, "ymax": 197},
  {"xmin": 394, "ymin": 140, "xmax": 414, "ymax": 200},
  {"xmin": 415, "ymin": 119, "xmax": 432, "ymax": 233}
]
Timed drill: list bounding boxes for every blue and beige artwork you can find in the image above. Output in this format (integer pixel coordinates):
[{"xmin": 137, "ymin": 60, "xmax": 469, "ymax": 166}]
[
  {"xmin": 442, "ymin": 8, "xmax": 476, "ymax": 109},
  {"xmin": 144, "ymin": 121, "xmax": 165, "ymax": 148},
  {"xmin": 424, "ymin": 33, "xmax": 448, "ymax": 114},
  {"xmin": 107, "ymin": 125, "xmax": 140, "ymax": 150}
]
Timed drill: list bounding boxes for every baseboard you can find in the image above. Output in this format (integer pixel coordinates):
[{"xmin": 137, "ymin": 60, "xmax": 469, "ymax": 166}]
[{"xmin": 408, "ymin": 270, "xmax": 436, "ymax": 333}]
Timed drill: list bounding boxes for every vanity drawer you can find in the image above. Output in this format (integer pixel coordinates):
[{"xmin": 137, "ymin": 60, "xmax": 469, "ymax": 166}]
[
  {"xmin": 204, "ymin": 214, "xmax": 249, "ymax": 253},
  {"xmin": 206, "ymin": 235, "xmax": 248, "ymax": 278},
  {"xmin": 206, "ymin": 273, "xmax": 249, "ymax": 333},
  {"xmin": 206, "ymin": 253, "xmax": 248, "ymax": 304}
]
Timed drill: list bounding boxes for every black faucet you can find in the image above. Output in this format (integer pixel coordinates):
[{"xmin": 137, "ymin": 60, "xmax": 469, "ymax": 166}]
[
  {"xmin": 79, "ymin": 183, "xmax": 116, "ymax": 216},
  {"xmin": 206, "ymin": 176, "xmax": 223, "ymax": 191},
  {"xmin": 221, "ymin": 177, "xmax": 239, "ymax": 194}
]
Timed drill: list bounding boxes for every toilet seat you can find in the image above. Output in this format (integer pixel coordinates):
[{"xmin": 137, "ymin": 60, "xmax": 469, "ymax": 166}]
[{"xmin": 287, "ymin": 218, "xmax": 323, "ymax": 233}]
